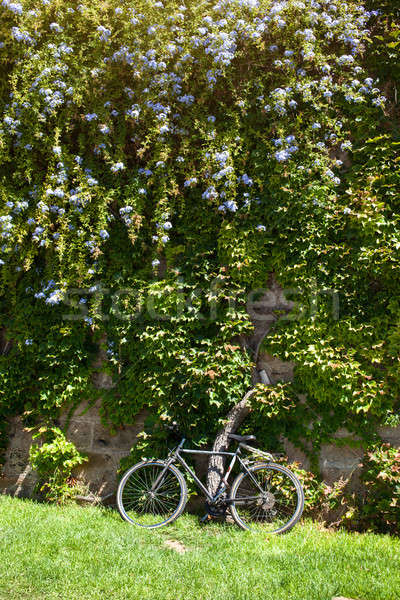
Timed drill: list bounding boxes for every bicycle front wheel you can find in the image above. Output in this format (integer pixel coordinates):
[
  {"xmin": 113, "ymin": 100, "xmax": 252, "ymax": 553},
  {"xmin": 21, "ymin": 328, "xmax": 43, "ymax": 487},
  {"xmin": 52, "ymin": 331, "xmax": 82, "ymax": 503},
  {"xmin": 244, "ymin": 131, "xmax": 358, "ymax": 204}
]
[
  {"xmin": 117, "ymin": 460, "xmax": 187, "ymax": 528},
  {"xmin": 230, "ymin": 462, "xmax": 304, "ymax": 534}
]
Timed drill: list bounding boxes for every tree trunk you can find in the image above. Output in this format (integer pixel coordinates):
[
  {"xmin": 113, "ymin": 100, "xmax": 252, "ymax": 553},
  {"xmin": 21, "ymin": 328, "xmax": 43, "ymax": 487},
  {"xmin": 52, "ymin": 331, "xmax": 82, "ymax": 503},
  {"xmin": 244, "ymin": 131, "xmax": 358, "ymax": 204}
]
[
  {"xmin": 206, "ymin": 370, "xmax": 271, "ymax": 497},
  {"xmin": 206, "ymin": 389, "xmax": 255, "ymax": 496},
  {"xmin": 206, "ymin": 277, "xmax": 290, "ymax": 496}
]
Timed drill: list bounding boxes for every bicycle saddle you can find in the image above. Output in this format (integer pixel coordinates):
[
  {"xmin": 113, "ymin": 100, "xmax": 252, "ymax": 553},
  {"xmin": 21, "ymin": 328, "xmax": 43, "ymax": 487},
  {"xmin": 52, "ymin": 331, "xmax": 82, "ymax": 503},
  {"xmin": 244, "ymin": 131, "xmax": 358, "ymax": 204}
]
[{"xmin": 228, "ymin": 434, "xmax": 256, "ymax": 442}]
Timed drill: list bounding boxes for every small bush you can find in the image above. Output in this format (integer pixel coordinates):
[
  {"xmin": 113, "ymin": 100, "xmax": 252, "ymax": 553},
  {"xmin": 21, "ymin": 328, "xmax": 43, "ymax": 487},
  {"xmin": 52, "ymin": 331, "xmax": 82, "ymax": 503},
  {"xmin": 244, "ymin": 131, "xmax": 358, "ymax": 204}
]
[
  {"xmin": 29, "ymin": 427, "xmax": 88, "ymax": 504},
  {"xmin": 342, "ymin": 444, "xmax": 400, "ymax": 535}
]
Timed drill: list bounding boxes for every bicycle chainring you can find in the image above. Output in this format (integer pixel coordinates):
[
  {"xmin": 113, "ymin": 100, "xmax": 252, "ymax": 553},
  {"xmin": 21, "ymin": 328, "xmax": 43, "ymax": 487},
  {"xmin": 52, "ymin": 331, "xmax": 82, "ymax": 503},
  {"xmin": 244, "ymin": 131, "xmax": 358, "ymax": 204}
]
[{"xmin": 205, "ymin": 498, "xmax": 228, "ymax": 518}]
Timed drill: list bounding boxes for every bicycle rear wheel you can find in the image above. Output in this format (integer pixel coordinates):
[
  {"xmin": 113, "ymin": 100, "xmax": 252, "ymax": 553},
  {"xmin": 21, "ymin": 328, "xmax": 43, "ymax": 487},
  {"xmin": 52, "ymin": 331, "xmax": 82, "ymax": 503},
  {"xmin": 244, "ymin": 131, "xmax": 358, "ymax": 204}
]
[
  {"xmin": 230, "ymin": 462, "xmax": 304, "ymax": 533},
  {"xmin": 117, "ymin": 460, "xmax": 187, "ymax": 528}
]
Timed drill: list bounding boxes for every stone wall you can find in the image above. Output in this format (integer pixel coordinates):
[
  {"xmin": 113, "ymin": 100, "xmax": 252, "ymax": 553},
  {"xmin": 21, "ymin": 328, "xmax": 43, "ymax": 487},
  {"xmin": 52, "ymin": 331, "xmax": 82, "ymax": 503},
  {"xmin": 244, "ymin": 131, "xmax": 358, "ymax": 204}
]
[
  {"xmin": 2, "ymin": 393, "xmax": 399, "ymax": 502},
  {"xmin": 0, "ymin": 401, "xmax": 147, "ymax": 499},
  {"xmin": 1, "ymin": 277, "xmax": 399, "ymax": 501}
]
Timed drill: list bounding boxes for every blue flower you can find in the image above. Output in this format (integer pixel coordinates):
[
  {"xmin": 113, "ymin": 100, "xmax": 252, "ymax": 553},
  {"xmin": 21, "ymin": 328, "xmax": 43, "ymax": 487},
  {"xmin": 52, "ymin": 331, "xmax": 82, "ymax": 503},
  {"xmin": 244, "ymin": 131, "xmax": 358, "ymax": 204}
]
[
  {"xmin": 202, "ymin": 186, "xmax": 218, "ymax": 200},
  {"xmin": 3, "ymin": 1, "xmax": 23, "ymax": 15},
  {"xmin": 275, "ymin": 150, "xmax": 290, "ymax": 162},
  {"xmin": 178, "ymin": 95, "xmax": 194, "ymax": 105},
  {"xmin": 111, "ymin": 162, "xmax": 125, "ymax": 173},
  {"xmin": 241, "ymin": 174, "xmax": 253, "ymax": 186},
  {"xmin": 46, "ymin": 289, "xmax": 63, "ymax": 305},
  {"xmin": 50, "ymin": 22, "xmax": 63, "ymax": 33},
  {"xmin": 99, "ymin": 229, "xmax": 109, "ymax": 240},
  {"xmin": 97, "ymin": 26, "xmax": 111, "ymax": 42},
  {"xmin": 11, "ymin": 27, "xmax": 34, "ymax": 45},
  {"xmin": 340, "ymin": 141, "xmax": 352, "ymax": 151},
  {"xmin": 257, "ymin": 225, "xmax": 266, "ymax": 232},
  {"xmin": 224, "ymin": 200, "xmax": 237, "ymax": 212},
  {"xmin": 152, "ymin": 259, "xmax": 160, "ymax": 267},
  {"xmin": 338, "ymin": 55, "xmax": 355, "ymax": 65}
]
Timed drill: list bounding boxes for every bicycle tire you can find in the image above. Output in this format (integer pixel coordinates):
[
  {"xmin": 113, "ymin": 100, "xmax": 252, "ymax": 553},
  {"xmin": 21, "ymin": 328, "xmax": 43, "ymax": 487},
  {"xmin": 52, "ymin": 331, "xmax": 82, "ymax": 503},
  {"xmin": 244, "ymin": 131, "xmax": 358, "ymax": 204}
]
[
  {"xmin": 117, "ymin": 460, "xmax": 188, "ymax": 529},
  {"xmin": 230, "ymin": 462, "xmax": 304, "ymax": 534}
]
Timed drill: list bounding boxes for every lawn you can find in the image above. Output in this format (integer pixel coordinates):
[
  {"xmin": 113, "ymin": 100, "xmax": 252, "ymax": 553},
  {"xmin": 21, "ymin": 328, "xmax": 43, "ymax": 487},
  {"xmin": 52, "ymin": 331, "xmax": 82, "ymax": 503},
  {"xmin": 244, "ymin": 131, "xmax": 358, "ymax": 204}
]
[{"xmin": 0, "ymin": 495, "xmax": 399, "ymax": 600}]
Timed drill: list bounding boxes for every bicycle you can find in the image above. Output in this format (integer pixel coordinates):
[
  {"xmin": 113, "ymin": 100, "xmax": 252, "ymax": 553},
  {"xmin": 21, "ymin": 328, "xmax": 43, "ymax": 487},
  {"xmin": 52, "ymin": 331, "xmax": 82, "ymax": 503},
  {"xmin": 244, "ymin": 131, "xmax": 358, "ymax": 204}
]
[{"xmin": 117, "ymin": 434, "xmax": 304, "ymax": 533}]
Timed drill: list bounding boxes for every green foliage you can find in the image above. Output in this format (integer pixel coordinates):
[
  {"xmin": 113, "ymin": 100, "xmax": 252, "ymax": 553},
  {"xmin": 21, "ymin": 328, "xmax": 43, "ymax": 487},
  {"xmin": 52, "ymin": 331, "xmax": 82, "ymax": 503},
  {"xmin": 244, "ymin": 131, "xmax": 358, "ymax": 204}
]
[
  {"xmin": 29, "ymin": 426, "xmax": 88, "ymax": 503},
  {"xmin": 101, "ymin": 264, "xmax": 253, "ymax": 442},
  {"xmin": 342, "ymin": 443, "xmax": 400, "ymax": 535},
  {"xmin": 280, "ymin": 443, "xmax": 400, "ymax": 535},
  {"xmin": 0, "ymin": 0, "xmax": 398, "ymax": 532}
]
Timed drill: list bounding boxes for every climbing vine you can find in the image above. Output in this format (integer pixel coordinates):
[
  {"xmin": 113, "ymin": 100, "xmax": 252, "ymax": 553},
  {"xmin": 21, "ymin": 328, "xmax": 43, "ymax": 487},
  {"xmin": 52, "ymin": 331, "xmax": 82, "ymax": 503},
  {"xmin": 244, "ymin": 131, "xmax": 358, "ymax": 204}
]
[{"xmin": 0, "ymin": 0, "xmax": 399, "ymax": 485}]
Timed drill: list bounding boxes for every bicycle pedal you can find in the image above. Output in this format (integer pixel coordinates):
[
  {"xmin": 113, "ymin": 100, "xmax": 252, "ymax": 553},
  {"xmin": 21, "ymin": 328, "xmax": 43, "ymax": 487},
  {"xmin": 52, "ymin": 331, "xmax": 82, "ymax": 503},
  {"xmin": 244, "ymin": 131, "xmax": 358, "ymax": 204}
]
[{"xmin": 200, "ymin": 513, "xmax": 212, "ymax": 523}]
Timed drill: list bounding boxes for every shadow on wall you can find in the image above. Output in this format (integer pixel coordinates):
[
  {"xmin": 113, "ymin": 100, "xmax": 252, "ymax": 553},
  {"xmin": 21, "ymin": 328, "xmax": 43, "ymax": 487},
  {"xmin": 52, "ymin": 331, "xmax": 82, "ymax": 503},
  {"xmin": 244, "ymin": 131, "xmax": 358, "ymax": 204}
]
[{"xmin": 0, "ymin": 402, "xmax": 148, "ymax": 499}]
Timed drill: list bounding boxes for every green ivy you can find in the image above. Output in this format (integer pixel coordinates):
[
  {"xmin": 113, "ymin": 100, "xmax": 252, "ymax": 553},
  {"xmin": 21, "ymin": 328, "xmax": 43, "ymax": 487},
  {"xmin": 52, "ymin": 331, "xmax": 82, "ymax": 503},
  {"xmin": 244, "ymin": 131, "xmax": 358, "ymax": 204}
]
[{"xmin": 0, "ymin": 0, "xmax": 399, "ymax": 512}]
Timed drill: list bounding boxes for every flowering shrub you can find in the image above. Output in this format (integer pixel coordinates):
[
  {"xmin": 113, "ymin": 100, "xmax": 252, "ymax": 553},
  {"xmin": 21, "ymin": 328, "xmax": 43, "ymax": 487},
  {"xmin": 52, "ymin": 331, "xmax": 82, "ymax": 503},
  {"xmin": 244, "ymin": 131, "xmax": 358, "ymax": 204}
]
[
  {"xmin": 0, "ymin": 0, "xmax": 384, "ymax": 287},
  {"xmin": 0, "ymin": 0, "xmax": 399, "ymax": 508}
]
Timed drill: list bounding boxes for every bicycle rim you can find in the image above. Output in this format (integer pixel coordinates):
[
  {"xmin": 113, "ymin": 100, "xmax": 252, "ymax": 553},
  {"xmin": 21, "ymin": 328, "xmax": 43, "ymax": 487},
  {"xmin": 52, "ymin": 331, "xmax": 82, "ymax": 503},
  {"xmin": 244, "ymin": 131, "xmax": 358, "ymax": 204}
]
[
  {"xmin": 117, "ymin": 461, "xmax": 187, "ymax": 528},
  {"xmin": 230, "ymin": 463, "xmax": 304, "ymax": 533}
]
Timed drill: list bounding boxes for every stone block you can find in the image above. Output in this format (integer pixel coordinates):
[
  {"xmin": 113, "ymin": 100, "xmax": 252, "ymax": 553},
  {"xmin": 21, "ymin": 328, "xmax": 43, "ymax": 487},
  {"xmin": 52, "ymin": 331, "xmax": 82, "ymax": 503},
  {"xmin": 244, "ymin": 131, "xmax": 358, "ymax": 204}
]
[
  {"xmin": 74, "ymin": 451, "xmax": 120, "ymax": 497},
  {"xmin": 283, "ymin": 439, "xmax": 311, "ymax": 471},
  {"xmin": 378, "ymin": 426, "xmax": 400, "ymax": 447},
  {"xmin": 92, "ymin": 423, "xmax": 140, "ymax": 453},
  {"xmin": 66, "ymin": 419, "xmax": 93, "ymax": 451},
  {"xmin": 68, "ymin": 399, "xmax": 103, "ymax": 423},
  {"xmin": 92, "ymin": 371, "xmax": 114, "ymax": 390},
  {"xmin": 319, "ymin": 443, "xmax": 364, "ymax": 485}
]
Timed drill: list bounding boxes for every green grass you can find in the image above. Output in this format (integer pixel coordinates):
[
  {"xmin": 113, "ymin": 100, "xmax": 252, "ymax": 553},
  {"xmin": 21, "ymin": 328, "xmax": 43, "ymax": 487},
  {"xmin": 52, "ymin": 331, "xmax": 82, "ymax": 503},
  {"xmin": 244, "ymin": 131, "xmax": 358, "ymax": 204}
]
[{"xmin": 0, "ymin": 496, "xmax": 399, "ymax": 600}]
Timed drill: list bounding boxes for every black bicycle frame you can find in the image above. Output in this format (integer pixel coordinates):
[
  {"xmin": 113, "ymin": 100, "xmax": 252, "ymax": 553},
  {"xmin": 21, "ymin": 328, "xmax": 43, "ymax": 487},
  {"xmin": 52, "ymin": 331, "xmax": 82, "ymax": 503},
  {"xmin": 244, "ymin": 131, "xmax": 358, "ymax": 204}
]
[{"xmin": 156, "ymin": 437, "xmax": 269, "ymax": 503}]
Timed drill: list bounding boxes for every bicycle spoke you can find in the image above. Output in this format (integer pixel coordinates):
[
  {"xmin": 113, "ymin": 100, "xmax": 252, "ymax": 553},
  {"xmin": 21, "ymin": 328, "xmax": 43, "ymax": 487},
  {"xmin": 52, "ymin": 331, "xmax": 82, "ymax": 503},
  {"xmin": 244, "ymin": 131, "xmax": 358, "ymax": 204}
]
[
  {"xmin": 118, "ymin": 463, "xmax": 186, "ymax": 528},
  {"xmin": 231, "ymin": 465, "xmax": 302, "ymax": 533}
]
